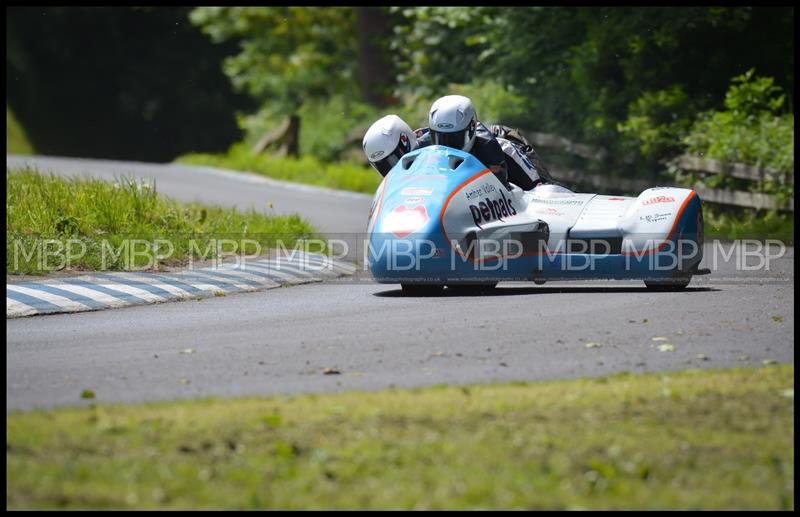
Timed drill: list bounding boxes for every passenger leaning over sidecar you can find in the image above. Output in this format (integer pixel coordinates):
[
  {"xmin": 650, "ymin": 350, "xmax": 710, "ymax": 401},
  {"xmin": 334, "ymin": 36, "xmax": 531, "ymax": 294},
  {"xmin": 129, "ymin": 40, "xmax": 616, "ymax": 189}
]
[{"xmin": 362, "ymin": 114, "xmax": 420, "ymax": 177}]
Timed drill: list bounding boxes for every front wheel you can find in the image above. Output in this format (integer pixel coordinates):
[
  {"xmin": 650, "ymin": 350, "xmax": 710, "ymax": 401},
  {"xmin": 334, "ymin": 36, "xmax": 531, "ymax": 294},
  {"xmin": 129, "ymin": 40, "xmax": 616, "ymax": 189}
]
[
  {"xmin": 644, "ymin": 275, "xmax": 691, "ymax": 290},
  {"xmin": 446, "ymin": 282, "xmax": 498, "ymax": 295},
  {"xmin": 401, "ymin": 284, "xmax": 445, "ymax": 296}
]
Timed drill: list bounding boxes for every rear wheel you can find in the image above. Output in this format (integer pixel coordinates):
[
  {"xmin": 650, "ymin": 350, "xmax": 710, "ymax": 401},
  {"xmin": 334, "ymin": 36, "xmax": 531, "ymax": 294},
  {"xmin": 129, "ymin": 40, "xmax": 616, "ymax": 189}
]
[
  {"xmin": 400, "ymin": 284, "xmax": 445, "ymax": 296},
  {"xmin": 644, "ymin": 275, "xmax": 691, "ymax": 290}
]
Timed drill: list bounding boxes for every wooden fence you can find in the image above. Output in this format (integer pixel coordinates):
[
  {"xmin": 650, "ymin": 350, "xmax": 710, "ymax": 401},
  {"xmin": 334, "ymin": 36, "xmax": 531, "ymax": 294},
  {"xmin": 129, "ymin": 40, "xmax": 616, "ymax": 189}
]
[{"xmin": 524, "ymin": 132, "xmax": 794, "ymax": 212}]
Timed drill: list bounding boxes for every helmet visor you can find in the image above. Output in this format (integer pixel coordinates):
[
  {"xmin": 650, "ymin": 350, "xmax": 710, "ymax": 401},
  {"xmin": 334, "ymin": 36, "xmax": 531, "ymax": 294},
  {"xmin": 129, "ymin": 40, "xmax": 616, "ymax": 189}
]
[
  {"xmin": 372, "ymin": 153, "xmax": 400, "ymax": 176},
  {"xmin": 432, "ymin": 129, "xmax": 466, "ymax": 150},
  {"xmin": 370, "ymin": 137, "xmax": 410, "ymax": 176}
]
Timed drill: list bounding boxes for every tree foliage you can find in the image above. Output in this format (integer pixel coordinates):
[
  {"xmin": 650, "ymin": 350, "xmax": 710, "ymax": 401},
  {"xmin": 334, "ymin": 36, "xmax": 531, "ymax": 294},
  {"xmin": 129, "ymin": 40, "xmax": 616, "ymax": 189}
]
[
  {"xmin": 189, "ymin": 7, "xmax": 359, "ymax": 118},
  {"xmin": 6, "ymin": 7, "xmax": 253, "ymax": 161},
  {"xmin": 617, "ymin": 86, "xmax": 696, "ymax": 163},
  {"xmin": 394, "ymin": 7, "xmax": 793, "ymax": 147},
  {"xmin": 6, "ymin": 6, "xmax": 794, "ymax": 172},
  {"xmin": 685, "ymin": 70, "xmax": 794, "ymax": 173}
]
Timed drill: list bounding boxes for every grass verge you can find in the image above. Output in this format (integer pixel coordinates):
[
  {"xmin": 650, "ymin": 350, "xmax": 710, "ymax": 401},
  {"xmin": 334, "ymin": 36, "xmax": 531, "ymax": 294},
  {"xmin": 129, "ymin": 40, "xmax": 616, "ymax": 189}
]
[
  {"xmin": 7, "ymin": 105, "xmax": 35, "ymax": 155},
  {"xmin": 6, "ymin": 167, "xmax": 320, "ymax": 274},
  {"xmin": 704, "ymin": 206, "xmax": 794, "ymax": 244},
  {"xmin": 176, "ymin": 143, "xmax": 381, "ymax": 195},
  {"xmin": 7, "ymin": 365, "xmax": 793, "ymax": 509}
]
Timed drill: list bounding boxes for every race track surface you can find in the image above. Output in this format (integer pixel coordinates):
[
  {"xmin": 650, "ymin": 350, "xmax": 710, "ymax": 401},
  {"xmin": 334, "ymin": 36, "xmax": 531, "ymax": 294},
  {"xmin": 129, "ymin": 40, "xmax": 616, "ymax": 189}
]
[{"xmin": 6, "ymin": 155, "xmax": 795, "ymax": 410}]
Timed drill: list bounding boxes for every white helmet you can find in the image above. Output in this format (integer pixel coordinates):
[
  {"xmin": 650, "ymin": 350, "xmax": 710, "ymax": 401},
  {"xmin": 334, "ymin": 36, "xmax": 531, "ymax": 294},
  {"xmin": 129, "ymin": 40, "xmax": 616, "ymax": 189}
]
[
  {"xmin": 428, "ymin": 95, "xmax": 478, "ymax": 152},
  {"xmin": 362, "ymin": 114, "xmax": 419, "ymax": 176}
]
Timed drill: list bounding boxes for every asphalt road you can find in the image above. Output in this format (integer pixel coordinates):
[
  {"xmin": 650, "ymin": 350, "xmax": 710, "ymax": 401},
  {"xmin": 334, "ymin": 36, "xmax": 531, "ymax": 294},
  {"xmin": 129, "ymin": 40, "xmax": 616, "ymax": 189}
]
[{"xmin": 6, "ymin": 155, "xmax": 795, "ymax": 410}]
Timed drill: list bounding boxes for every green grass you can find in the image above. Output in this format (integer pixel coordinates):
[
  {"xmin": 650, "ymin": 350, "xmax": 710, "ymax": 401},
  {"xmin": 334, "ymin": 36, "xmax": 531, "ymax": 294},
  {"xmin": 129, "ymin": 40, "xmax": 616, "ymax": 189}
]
[
  {"xmin": 7, "ymin": 365, "xmax": 793, "ymax": 509},
  {"xmin": 7, "ymin": 104, "xmax": 35, "ymax": 155},
  {"xmin": 704, "ymin": 206, "xmax": 795, "ymax": 244},
  {"xmin": 6, "ymin": 168, "xmax": 321, "ymax": 274},
  {"xmin": 176, "ymin": 143, "xmax": 381, "ymax": 195}
]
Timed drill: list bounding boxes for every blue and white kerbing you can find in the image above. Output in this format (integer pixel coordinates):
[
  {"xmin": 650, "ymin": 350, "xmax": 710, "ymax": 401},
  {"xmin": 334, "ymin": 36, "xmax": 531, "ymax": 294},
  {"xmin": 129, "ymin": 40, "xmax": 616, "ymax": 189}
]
[{"xmin": 6, "ymin": 252, "xmax": 355, "ymax": 318}]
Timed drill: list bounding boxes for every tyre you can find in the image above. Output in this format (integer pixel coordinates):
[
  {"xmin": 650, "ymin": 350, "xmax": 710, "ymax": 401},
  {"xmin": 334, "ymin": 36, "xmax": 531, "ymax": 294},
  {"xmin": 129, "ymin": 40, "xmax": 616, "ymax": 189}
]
[
  {"xmin": 644, "ymin": 221, "xmax": 697, "ymax": 291},
  {"xmin": 400, "ymin": 284, "xmax": 445, "ymax": 296},
  {"xmin": 446, "ymin": 282, "xmax": 498, "ymax": 295},
  {"xmin": 644, "ymin": 275, "xmax": 691, "ymax": 290}
]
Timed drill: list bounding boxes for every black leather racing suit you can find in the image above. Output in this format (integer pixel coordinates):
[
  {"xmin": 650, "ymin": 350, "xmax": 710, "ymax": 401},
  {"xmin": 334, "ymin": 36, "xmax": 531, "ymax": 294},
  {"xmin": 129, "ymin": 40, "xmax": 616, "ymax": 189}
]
[{"xmin": 415, "ymin": 121, "xmax": 510, "ymax": 189}]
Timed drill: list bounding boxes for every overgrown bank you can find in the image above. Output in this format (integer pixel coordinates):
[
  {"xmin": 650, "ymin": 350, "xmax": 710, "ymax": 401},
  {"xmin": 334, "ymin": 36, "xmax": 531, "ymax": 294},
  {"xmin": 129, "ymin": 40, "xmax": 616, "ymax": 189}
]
[{"xmin": 6, "ymin": 168, "xmax": 320, "ymax": 274}]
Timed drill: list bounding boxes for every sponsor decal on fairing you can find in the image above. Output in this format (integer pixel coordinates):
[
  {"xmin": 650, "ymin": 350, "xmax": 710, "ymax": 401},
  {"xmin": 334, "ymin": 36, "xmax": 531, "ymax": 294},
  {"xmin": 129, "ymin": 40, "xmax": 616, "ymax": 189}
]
[
  {"xmin": 642, "ymin": 195, "xmax": 676, "ymax": 205},
  {"xmin": 468, "ymin": 190, "xmax": 517, "ymax": 228},
  {"xmin": 639, "ymin": 212, "xmax": 674, "ymax": 224},
  {"xmin": 382, "ymin": 204, "xmax": 430, "ymax": 239},
  {"xmin": 401, "ymin": 187, "xmax": 434, "ymax": 196}
]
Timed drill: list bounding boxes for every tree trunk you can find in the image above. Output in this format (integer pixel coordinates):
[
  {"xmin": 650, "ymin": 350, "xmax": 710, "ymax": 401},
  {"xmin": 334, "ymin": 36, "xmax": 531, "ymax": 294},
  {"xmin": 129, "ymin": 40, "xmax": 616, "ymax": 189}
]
[
  {"xmin": 251, "ymin": 114, "xmax": 300, "ymax": 157},
  {"xmin": 355, "ymin": 7, "xmax": 394, "ymax": 107},
  {"xmin": 285, "ymin": 114, "xmax": 300, "ymax": 157}
]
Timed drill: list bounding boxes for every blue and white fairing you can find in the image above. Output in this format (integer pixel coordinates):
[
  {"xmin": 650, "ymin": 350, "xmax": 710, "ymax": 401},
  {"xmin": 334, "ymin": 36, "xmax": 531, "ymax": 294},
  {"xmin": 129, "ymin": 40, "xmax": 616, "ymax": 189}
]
[{"xmin": 367, "ymin": 146, "xmax": 703, "ymax": 284}]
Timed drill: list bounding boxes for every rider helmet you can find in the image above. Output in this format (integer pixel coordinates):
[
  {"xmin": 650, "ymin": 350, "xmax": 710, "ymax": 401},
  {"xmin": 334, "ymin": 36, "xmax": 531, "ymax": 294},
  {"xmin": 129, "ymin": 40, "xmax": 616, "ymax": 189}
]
[
  {"xmin": 362, "ymin": 115, "xmax": 418, "ymax": 176},
  {"xmin": 428, "ymin": 95, "xmax": 478, "ymax": 152}
]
